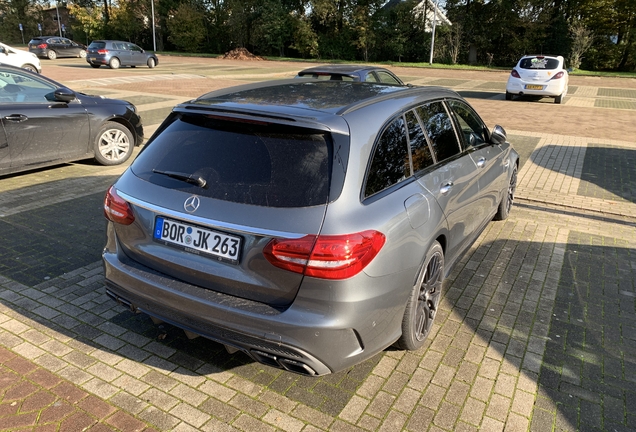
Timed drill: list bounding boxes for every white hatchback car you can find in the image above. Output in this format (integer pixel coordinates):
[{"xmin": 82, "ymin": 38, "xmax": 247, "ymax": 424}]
[
  {"xmin": 505, "ymin": 55, "xmax": 568, "ymax": 104},
  {"xmin": 0, "ymin": 42, "xmax": 42, "ymax": 73}
]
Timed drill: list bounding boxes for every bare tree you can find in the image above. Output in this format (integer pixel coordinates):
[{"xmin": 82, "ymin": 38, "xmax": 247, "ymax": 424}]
[
  {"xmin": 568, "ymin": 19, "xmax": 594, "ymax": 70},
  {"xmin": 447, "ymin": 22, "xmax": 462, "ymax": 64}
]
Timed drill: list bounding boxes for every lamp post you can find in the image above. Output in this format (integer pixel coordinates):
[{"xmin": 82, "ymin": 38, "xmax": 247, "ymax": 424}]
[
  {"xmin": 429, "ymin": 0, "xmax": 440, "ymax": 65},
  {"xmin": 55, "ymin": 2, "xmax": 62, "ymax": 36},
  {"xmin": 151, "ymin": 0, "xmax": 156, "ymax": 51}
]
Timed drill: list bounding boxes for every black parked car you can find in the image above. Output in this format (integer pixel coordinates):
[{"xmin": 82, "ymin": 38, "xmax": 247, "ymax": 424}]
[
  {"xmin": 0, "ymin": 64, "xmax": 143, "ymax": 176},
  {"xmin": 28, "ymin": 37, "xmax": 87, "ymax": 60},
  {"xmin": 86, "ymin": 40, "xmax": 158, "ymax": 69}
]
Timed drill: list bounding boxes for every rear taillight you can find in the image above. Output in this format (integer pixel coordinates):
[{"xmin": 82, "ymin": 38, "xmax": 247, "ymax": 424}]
[
  {"xmin": 104, "ymin": 186, "xmax": 135, "ymax": 225},
  {"xmin": 551, "ymin": 71, "xmax": 565, "ymax": 80},
  {"xmin": 264, "ymin": 230, "xmax": 386, "ymax": 280},
  {"xmin": 37, "ymin": 43, "xmax": 47, "ymax": 49},
  {"xmin": 511, "ymin": 69, "xmax": 521, "ymax": 78},
  {"xmin": 97, "ymin": 49, "xmax": 108, "ymax": 54}
]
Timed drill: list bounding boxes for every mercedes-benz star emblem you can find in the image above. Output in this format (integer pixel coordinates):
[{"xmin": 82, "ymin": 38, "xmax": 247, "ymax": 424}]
[{"xmin": 184, "ymin": 195, "xmax": 200, "ymax": 213}]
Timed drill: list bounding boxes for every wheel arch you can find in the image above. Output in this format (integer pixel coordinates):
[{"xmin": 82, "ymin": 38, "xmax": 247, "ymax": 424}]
[{"xmin": 96, "ymin": 116, "xmax": 139, "ymax": 146}]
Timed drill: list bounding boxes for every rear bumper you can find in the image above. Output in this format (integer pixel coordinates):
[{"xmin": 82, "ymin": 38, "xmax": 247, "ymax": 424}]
[
  {"xmin": 86, "ymin": 57, "xmax": 109, "ymax": 65},
  {"xmin": 29, "ymin": 49, "xmax": 48, "ymax": 58},
  {"xmin": 103, "ymin": 225, "xmax": 410, "ymax": 375},
  {"xmin": 506, "ymin": 79, "xmax": 566, "ymax": 97}
]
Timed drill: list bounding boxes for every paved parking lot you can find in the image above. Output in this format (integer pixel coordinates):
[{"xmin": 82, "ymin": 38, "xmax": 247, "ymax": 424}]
[{"xmin": 0, "ymin": 57, "xmax": 635, "ymax": 431}]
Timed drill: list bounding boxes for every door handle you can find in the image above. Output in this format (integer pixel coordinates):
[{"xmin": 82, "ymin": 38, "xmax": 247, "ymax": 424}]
[
  {"xmin": 4, "ymin": 114, "xmax": 28, "ymax": 123},
  {"xmin": 440, "ymin": 182, "xmax": 454, "ymax": 195},
  {"xmin": 477, "ymin": 157, "xmax": 486, "ymax": 168}
]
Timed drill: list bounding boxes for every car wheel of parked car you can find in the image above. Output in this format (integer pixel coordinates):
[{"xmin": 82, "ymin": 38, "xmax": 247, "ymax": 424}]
[
  {"xmin": 79, "ymin": 50, "xmax": 87, "ymax": 58},
  {"xmin": 90, "ymin": 64, "xmax": 100, "ymax": 68},
  {"xmin": 147, "ymin": 58, "xmax": 156, "ymax": 69},
  {"xmin": 494, "ymin": 166, "xmax": 517, "ymax": 221},
  {"xmin": 505, "ymin": 92, "xmax": 513, "ymax": 101},
  {"xmin": 21, "ymin": 64, "xmax": 38, "ymax": 73},
  {"xmin": 94, "ymin": 122, "xmax": 134, "ymax": 165},
  {"xmin": 554, "ymin": 93, "xmax": 563, "ymax": 104},
  {"xmin": 396, "ymin": 241, "xmax": 444, "ymax": 351},
  {"xmin": 47, "ymin": 50, "xmax": 57, "ymax": 60},
  {"xmin": 109, "ymin": 57, "xmax": 120, "ymax": 69}
]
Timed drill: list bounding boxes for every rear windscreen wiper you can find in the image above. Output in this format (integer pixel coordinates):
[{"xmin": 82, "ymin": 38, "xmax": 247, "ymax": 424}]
[{"xmin": 152, "ymin": 169, "xmax": 207, "ymax": 188}]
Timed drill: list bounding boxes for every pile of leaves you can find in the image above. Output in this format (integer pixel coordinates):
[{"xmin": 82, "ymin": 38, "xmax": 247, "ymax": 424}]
[{"xmin": 222, "ymin": 48, "xmax": 264, "ymax": 61}]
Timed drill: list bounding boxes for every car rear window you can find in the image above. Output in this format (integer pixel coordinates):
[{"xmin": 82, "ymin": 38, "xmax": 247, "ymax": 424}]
[
  {"xmin": 131, "ymin": 113, "xmax": 333, "ymax": 208},
  {"xmin": 88, "ymin": 42, "xmax": 106, "ymax": 49},
  {"xmin": 519, "ymin": 57, "xmax": 560, "ymax": 70}
]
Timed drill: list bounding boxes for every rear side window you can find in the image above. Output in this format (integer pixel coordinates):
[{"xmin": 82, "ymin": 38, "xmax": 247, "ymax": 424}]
[
  {"xmin": 365, "ymin": 116, "xmax": 410, "ymax": 197},
  {"xmin": 519, "ymin": 57, "xmax": 560, "ymax": 70},
  {"xmin": 131, "ymin": 114, "xmax": 333, "ymax": 208},
  {"xmin": 415, "ymin": 102, "xmax": 461, "ymax": 162}
]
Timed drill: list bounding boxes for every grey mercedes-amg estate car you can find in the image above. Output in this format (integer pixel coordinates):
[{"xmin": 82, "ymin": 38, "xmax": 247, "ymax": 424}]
[{"xmin": 103, "ymin": 79, "xmax": 518, "ymax": 376}]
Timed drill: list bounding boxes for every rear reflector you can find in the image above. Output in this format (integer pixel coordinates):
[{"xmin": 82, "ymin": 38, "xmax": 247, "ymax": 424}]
[
  {"xmin": 37, "ymin": 43, "xmax": 47, "ymax": 49},
  {"xmin": 511, "ymin": 69, "xmax": 521, "ymax": 78},
  {"xmin": 104, "ymin": 186, "xmax": 135, "ymax": 225},
  {"xmin": 97, "ymin": 49, "xmax": 109, "ymax": 54},
  {"xmin": 551, "ymin": 71, "xmax": 565, "ymax": 79},
  {"xmin": 264, "ymin": 230, "xmax": 386, "ymax": 280}
]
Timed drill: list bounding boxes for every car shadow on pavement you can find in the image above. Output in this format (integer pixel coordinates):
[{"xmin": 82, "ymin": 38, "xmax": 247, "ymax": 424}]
[
  {"xmin": 532, "ymin": 144, "xmax": 636, "ymax": 204},
  {"xmin": 533, "ymin": 234, "xmax": 636, "ymax": 431}
]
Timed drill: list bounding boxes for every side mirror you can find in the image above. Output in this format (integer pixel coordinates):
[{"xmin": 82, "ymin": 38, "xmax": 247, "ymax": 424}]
[
  {"xmin": 54, "ymin": 87, "xmax": 76, "ymax": 103},
  {"xmin": 490, "ymin": 125, "xmax": 507, "ymax": 146}
]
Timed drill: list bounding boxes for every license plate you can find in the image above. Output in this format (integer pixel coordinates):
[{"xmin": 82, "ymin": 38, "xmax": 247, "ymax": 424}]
[
  {"xmin": 154, "ymin": 217, "xmax": 241, "ymax": 264},
  {"xmin": 525, "ymin": 85, "xmax": 544, "ymax": 90}
]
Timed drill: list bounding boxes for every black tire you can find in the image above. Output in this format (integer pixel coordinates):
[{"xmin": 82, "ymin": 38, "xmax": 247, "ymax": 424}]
[
  {"xmin": 21, "ymin": 64, "xmax": 38, "ymax": 73},
  {"xmin": 90, "ymin": 64, "xmax": 100, "ymax": 68},
  {"xmin": 505, "ymin": 92, "xmax": 513, "ymax": 101},
  {"xmin": 395, "ymin": 241, "xmax": 444, "ymax": 351},
  {"xmin": 494, "ymin": 165, "xmax": 517, "ymax": 221},
  {"xmin": 109, "ymin": 57, "xmax": 121, "ymax": 69},
  {"xmin": 554, "ymin": 94, "xmax": 563, "ymax": 104},
  {"xmin": 47, "ymin": 50, "xmax": 57, "ymax": 60},
  {"xmin": 147, "ymin": 58, "xmax": 156, "ymax": 69},
  {"xmin": 94, "ymin": 122, "xmax": 134, "ymax": 166}
]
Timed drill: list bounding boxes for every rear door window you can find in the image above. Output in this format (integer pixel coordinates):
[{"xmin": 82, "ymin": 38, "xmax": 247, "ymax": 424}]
[
  {"xmin": 376, "ymin": 71, "xmax": 401, "ymax": 85},
  {"xmin": 415, "ymin": 102, "xmax": 461, "ymax": 162},
  {"xmin": 131, "ymin": 114, "xmax": 333, "ymax": 208},
  {"xmin": 404, "ymin": 110, "xmax": 434, "ymax": 173}
]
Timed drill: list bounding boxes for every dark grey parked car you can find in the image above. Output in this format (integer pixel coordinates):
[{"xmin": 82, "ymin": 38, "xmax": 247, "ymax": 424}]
[
  {"xmin": 86, "ymin": 40, "xmax": 158, "ymax": 69},
  {"xmin": 103, "ymin": 80, "xmax": 518, "ymax": 375},
  {"xmin": 297, "ymin": 64, "xmax": 404, "ymax": 84}
]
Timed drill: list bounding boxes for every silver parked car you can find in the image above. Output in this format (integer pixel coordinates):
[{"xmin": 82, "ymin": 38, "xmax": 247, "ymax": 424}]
[{"xmin": 103, "ymin": 80, "xmax": 518, "ymax": 376}]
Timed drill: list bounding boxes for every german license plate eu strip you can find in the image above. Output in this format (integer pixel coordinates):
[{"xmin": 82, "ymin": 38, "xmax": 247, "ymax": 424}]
[{"xmin": 153, "ymin": 217, "xmax": 241, "ymax": 264}]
